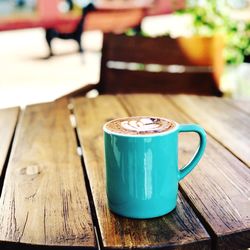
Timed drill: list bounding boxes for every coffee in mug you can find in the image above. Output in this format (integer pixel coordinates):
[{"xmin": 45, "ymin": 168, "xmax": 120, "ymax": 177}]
[
  {"xmin": 104, "ymin": 116, "xmax": 176, "ymax": 135},
  {"xmin": 103, "ymin": 116, "xmax": 206, "ymax": 219}
]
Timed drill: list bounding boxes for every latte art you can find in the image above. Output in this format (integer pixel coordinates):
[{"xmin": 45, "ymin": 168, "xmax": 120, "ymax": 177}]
[
  {"xmin": 121, "ymin": 118, "xmax": 165, "ymax": 132},
  {"xmin": 104, "ymin": 116, "xmax": 176, "ymax": 135}
]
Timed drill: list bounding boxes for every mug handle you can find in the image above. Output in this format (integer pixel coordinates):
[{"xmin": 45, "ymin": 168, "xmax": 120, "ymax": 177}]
[{"xmin": 177, "ymin": 124, "xmax": 207, "ymax": 181}]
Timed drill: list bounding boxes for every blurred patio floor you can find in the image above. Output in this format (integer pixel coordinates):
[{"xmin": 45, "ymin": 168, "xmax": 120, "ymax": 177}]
[{"xmin": 0, "ymin": 28, "xmax": 102, "ymax": 108}]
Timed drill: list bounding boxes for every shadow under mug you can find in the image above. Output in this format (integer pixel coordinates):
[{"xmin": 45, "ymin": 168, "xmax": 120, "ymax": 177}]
[{"xmin": 103, "ymin": 118, "xmax": 206, "ymax": 219}]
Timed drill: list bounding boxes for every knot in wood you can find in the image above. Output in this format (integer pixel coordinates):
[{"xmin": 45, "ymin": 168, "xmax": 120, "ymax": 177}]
[{"xmin": 19, "ymin": 165, "xmax": 40, "ymax": 176}]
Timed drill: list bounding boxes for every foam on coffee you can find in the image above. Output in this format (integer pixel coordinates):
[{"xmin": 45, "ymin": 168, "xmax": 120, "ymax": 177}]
[{"xmin": 104, "ymin": 116, "xmax": 176, "ymax": 135}]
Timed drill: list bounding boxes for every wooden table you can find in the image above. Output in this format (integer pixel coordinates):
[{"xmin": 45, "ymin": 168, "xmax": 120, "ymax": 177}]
[{"xmin": 0, "ymin": 94, "xmax": 249, "ymax": 250}]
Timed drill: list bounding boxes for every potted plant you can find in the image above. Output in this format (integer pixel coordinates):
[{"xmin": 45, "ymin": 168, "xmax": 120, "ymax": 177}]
[
  {"xmin": 171, "ymin": 0, "xmax": 226, "ymax": 86},
  {"xmin": 224, "ymin": 20, "xmax": 250, "ymax": 64},
  {"xmin": 174, "ymin": 0, "xmax": 250, "ymax": 89},
  {"xmin": 222, "ymin": 18, "xmax": 250, "ymax": 97}
]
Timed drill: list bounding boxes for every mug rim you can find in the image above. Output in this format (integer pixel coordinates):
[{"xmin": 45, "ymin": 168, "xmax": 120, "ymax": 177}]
[{"xmin": 103, "ymin": 116, "xmax": 179, "ymax": 137}]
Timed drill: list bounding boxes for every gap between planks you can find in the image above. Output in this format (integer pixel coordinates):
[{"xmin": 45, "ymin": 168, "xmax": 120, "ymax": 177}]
[
  {"xmin": 0, "ymin": 100, "xmax": 96, "ymax": 249},
  {"xmin": 167, "ymin": 95, "xmax": 250, "ymax": 169},
  {"xmin": 68, "ymin": 102, "xmax": 102, "ymax": 250},
  {"xmin": 0, "ymin": 107, "xmax": 20, "ymax": 196}
]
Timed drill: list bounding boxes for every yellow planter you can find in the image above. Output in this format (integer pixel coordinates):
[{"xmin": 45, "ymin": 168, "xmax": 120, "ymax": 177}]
[{"xmin": 177, "ymin": 35, "xmax": 225, "ymax": 87}]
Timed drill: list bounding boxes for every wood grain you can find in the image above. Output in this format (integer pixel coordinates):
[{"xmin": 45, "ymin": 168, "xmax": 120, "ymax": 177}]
[
  {"xmin": 119, "ymin": 94, "xmax": 250, "ymax": 249},
  {"xmin": 0, "ymin": 100, "xmax": 96, "ymax": 249},
  {"xmin": 0, "ymin": 107, "xmax": 19, "ymax": 180},
  {"xmin": 169, "ymin": 95, "xmax": 250, "ymax": 168},
  {"xmin": 72, "ymin": 95, "xmax": 210, "ymax": 250},
  {"xmin": 228, "ymin": 98, "xmax": 250, "ymax": 115}
]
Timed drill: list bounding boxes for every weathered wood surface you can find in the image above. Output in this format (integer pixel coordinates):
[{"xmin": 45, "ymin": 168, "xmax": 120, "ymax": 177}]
[
  {"xmin": 72, "ymin": 95, "xmax": 210, "ymax": 250},
  {"xmin": 119, "ymin": 94, "xmax": 250, "ymax": 249},
  {"xmin": 169, "ymin": 95, "xmax": 250, "ymax": 168},
  {"xmin": 1, "ymin": 94, "xmax": 249, "ymax": 250},
  {"xmin": 0, "ymin": 107, "xmax": 19, "ymax": 185},
  {"xmin": 0, "ymin": 100, "xmax": 96, "ymax": 249},
  {"xmin": 229, "ymin": 99, "xmax": 250, "ymax": 115}
]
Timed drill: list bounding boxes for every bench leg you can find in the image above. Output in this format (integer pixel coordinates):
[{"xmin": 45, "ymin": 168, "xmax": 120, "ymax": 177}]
[{"xmin": 45, "ymin": 28, "xmax": 57, "ymax": 57}]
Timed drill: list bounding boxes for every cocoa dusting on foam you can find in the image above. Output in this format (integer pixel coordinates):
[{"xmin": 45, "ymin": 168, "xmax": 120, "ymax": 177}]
[{"xmin": 105, "ymin": 116, "xmax": 176, "ymax": 135}]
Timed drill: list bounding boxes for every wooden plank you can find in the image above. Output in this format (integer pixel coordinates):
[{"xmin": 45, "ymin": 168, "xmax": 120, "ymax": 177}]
[
  {"xmin": 169, "ymin": 95, "xmax": 250, "ymax": 168},
  {"xmin": 0, "ymin": 100, "xmax": 96, "ymax": 249},
  {"xmin": 100, "ymin": 68, "xmax": 219, "ymax": 96},
  {"xmin": 119, "ymin": 94, "xmax": 250, "ymax": 249},
  {"xmin": 0, "ymin": 107, "xmax": 19, "ymax": 190},
  {"xmin": 228, "ymin": 99, "xmax": 250, "ymax": 115},
  {"xmin": 72, "ymin": 95, "xmax": 210, "ymax": 250},
  {"xmin": 103, "ymin": 34, "xmax": 209, "ymax": 66}
]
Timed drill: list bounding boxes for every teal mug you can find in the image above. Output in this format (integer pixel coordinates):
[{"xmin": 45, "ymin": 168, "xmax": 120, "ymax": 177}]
[{"xmin": 103, "ymin": 116, "xmax": 206, "ymax": 219}]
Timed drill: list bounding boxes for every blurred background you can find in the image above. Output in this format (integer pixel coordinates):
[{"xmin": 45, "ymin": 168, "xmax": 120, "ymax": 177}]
[{"xmin": 0, "ymin": 0, "xmax": 249, "ymax": 108}]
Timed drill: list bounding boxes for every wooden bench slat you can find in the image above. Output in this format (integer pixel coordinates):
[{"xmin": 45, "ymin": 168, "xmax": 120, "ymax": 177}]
[
  {"xmin": 0, "ymin": 107, "xmax": 19, "ymax": 188},
  {"xmin": 102, "ymin": 69, "xmax": 218, "ymax": 95},
  {"xmin": 118, "ymin": 94, "xmax": 250, "ymax": 249},
  {"xmin": 0, "ymin": 100, "xmax": 96, "ymax": 248},
  {"xmin": 169, "ymin": 95, "xmax": 250, "ymax": 167},
  {"xmin": 103, "ymin": 34, "xmax": 209, "ymax": 66},
  {"xmin": 72, "ymin": 95, "xmax": 210, "ymax": 250}
]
